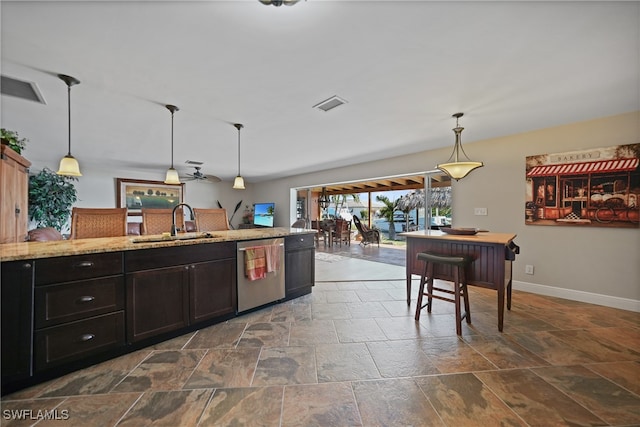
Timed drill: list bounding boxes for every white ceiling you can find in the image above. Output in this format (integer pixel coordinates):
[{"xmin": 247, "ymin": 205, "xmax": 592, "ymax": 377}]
[{"xmin": 1, "ymin": 1, "xmax": 638, "ymax": 184}]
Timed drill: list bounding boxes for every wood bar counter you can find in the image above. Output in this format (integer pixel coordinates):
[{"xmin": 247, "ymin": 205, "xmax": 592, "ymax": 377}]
[
  {"xmin": 401, "ymin": 230, "xmax": 518, "ymax": 332},
  {"xmin": 0, "ymin": 227, "xmax": 316, "ymax": 395}
]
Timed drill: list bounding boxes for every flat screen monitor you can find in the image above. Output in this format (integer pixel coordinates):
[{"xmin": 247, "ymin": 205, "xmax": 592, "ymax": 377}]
[{"xmin": 253, "ymin": 202, "xmax": 275, "ymax": 227}]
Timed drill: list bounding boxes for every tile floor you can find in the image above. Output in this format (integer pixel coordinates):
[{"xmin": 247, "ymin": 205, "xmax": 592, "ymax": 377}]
[{"xmin": 2, "ymin": 253, "xmax": 639, "ymax": 426}]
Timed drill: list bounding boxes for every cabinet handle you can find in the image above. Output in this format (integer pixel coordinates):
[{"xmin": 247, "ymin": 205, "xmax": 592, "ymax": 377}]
[
  {"xmin": 77, "ymin": 295, "xmax": 95, "ymax": 303},
  {"xmin": 22, "ymin": 262, "xmax": 32, "ymax": 269},
  {"xmin": 80, "ymin": 334, "xmax": 95, "ymax": 342},
  {"xmin": 15, "ymin": 207, "xmax": 21, "ymax": 214},
  {"xmin": 74, "ymin": 261, "xmax": 95, "ymax": 268}
]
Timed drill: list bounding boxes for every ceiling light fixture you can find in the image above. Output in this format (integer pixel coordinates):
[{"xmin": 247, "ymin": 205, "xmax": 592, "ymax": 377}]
[
  {"xmin": 164, "ymin": 105, "xmax": 181, "ymax": 185},
  {"xmin": 437, "ymin": 112, "xmax": 483, "ymax": 181},
  {"xmin": 233, "ymin": 123, "xmax": 245, "ymax": 190},
  {"xmin": 259, "ymin": 0, "xmax": 301, "ymax": 6},
  {"xmin": 318, "ymin": 187, "xmax": 330, "ymax": 210},
  {"xmin": 56, "ymin": 74, "xmax": 82, "ymax": 176}
]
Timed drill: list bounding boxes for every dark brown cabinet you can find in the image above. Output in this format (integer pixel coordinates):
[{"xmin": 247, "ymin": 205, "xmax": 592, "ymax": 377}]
[
  {"xmin": 32, "ymin": 252, "xmax": 126, "ymax": 372},
  {"xmin": 1, "ymin": 260, "xmax": 34, "ymax": 388},
  {"xmin": 190, "ymin": 259, "xmax": 236, "ymax": 324},
  {"xmin": 125, "ymin": 242, "xmax": 236, "ymax": 343},
  {"xmin": 284, "ymin": 234, "xmax": 315, "ymax": 300}
]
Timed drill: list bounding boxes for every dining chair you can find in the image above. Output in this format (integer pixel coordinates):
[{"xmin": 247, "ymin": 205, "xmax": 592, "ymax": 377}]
[
  {"xmin": 193, "ymin": 208, "xmax": 229, "ymax": 231},
  {"xmin": 70, "ymin": 207, "xmax": 128, "ymax": 239},
  {"xmin": 332, "ymin": 218, "xmax": 351, "ymax": 246},
  {"xmin": 311, "ymin": 220, "xmax": 327, "ymax": 247},
  {"xmin": 141, "ymin": 208, "xmax": 175, "ymax": 235}
]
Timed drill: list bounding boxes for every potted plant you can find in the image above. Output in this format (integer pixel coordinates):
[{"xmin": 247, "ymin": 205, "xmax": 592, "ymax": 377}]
[
  {"xmin": 28, "ymin": 168, "xmax": 78, "ymax": 232},
  {"xmin": 0, "ymin": 128, "xmax": 28, "ymax": 155}
]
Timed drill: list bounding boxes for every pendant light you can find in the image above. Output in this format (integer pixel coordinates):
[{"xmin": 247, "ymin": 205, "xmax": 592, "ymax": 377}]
[
  {"xmin": 164, "ymin": 105, "xmax": 181, "ymax": 185},
  {"xmin": 437, "ymin": 112, "xmax": 484, "ymax": 181},
  {"xmin": 233, "ymin": 123, "xmax": 245, "ymax": 190},
  {"xmin": 318, "ymin": 187, "xmax": 330, "ymax": 210},
  {"xmin": 56, "ymin": 74, "xmax": 82, "ymax": 176}
]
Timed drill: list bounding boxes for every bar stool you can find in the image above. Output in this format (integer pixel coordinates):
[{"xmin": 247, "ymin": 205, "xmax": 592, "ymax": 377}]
[{"xmin": 415, "ymin": 252, "xmax": 473, "ymax": 336}]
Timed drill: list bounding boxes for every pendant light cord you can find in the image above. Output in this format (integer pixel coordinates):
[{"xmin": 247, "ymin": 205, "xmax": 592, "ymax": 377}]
[
  {"xmin": 67, "ymin": 83, "xmax": 72, "ymax": 156},
  {"xmin": 170, "ymin": 111, "xmax": 175, "ymax": 168}
]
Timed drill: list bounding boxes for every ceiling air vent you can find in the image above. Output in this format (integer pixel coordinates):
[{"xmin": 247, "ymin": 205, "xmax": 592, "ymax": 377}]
[
  {"xmin": 1, "ymin": 75, "xmax": 46, "ymax": 104},
  {"xmin": 313, "ymin": 95, "xmax": 347, "ymax": 112}
]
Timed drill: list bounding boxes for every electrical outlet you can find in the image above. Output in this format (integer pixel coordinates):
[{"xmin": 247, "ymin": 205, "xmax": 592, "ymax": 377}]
[
  {"xmin": 474, "ymin": 207, "xmax": 488, "ymax": 216},
  {"xmin": 525, "ymin": 265, "xmax": 534, "ymax": 275}
]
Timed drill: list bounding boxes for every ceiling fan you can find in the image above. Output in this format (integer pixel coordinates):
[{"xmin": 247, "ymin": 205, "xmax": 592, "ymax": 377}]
[{"xmin": 180, "ymin": 166, "xmax": 221, "ymax": 183}]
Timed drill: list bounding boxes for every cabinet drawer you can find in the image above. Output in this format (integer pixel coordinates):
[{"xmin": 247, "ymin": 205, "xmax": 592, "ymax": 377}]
[
  {"xmin": 125, "ymin": 242, "xmax": 235, "ymax": 272},
  {"xmin": 35, "ymin": 252, "xmax": 123, "ymax": 285},
  {"xmin": 34, "ymin": 311, "xmax": 125, "ymax": 372},
  {"xmin": 285, "ymin": 233, "xmax": 315, "ymax": 250},
  {"xmin": 35, "ymin": 276, "xmax": 125, "ymax": 329}
]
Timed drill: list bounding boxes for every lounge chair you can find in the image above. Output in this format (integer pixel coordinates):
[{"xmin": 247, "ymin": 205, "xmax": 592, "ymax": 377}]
[{"xmin": 352, "ymin": 215, "xmax": 380, "ymax": 247}]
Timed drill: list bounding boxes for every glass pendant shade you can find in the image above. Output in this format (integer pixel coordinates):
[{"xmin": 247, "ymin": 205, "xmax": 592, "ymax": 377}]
[
  {"xmin": 437, "ymin": 113, "xmax": 483, "ymax": 181},
  {"xmin": 56, "ymin": 74, "xmax": 82, "ymax": 177},
  {"xmin": 164, "ymin": 167, "xmax": 180, "ymax": 185},
  {"xmin": 57, "ymin": 154, "xmax": 82, "ymax": 176},
  {"xmin": 233, "ymin": 175, "xmax": 246, "ymax": 190}
]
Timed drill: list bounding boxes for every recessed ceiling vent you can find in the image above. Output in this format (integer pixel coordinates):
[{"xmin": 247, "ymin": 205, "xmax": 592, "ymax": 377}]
[
  {"xmin": 1, "ymin": 75, "xmax": 46, "ymax": 104},
  {"xmin": 313, "ymin": 95, "xmax": 347, "ymax": 112}
]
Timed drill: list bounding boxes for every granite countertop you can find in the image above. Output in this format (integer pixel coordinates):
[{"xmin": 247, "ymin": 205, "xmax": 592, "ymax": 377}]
[{"xmin": 0, "ymin": 227, "xmax": 316, "ymax": 262}]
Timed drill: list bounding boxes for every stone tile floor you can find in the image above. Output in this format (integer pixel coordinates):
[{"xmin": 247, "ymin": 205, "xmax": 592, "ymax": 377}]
[{"xmin": 2, "ymin": 253, "xmax": 639, "ymax": 426}]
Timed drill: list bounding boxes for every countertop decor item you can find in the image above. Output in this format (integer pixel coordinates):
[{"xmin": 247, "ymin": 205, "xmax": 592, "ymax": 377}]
[
  {"xmin": 439, "ymin": 227, "xmax": 478, "ymax": 235},
  {"xmin": 56, "ymin": 74, "xmax": 82, "ymax": 177},
  {"xmin": 437, "ymin": 112, "xmax": 484, "ymax": 181},
  {"xmin": 0, "ymin": 128, "xmax": 28, "ymax": 154}
]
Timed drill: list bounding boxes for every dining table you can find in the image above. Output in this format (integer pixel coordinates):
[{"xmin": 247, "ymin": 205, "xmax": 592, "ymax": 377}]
[{"xmin": 400, "ymin": 229, "xmax": 519, "ymax": 332}]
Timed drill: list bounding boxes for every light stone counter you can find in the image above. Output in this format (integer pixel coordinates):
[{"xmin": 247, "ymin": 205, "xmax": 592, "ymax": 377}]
[{"xmin": 0, "ymin": 227, "xmax": 316, "ymax": 262}]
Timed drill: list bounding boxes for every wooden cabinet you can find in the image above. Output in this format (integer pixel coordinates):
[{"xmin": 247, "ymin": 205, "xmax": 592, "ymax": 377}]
[
  {"xmin": 0, "ymin": 145, "xmax": 31, "ymax": 243},
  {"xmin": 190, "ymin": 258, "xmax": 236, "ymax": 324},
  {"xmin": 32, "ymin": 253, "xmax": 125, "ymax": 372},
  {"xmin": 125, "ymin": 242, "xmax": 236, "ymax": 343},
  {"xmin": 284, "ymin": 234, "xmax": 315, "ymax": 300},
  {"xmin": 1, "ymin": 260, "xmax": 34, "ymax": 389}
]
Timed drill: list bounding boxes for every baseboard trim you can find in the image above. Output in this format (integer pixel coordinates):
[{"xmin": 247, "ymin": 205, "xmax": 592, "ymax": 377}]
[{"xmin": 513, "ymin": 280, "xmax": 640, "ymax": 313}]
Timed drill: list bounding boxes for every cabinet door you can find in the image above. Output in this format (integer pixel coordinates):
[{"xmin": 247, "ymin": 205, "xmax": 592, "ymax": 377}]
[
  {"xmin": 1, "ymin": 260, "xmax": 34, "ymax": 388},
  {"xmin": 189, "ymin": 259, "xmax": 236, "ymax": 324},
  {"xmin": 285, "ymin": 247, "xmax": 315, "ymax": 299},
  {"xmin": 126, "ymin": 266, "xmax": 190, "ymax": 343}
]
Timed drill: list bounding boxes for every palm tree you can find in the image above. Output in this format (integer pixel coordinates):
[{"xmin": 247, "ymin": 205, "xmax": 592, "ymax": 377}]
[{"xmin": 376, "ymin": 195, "xmax": 398, "ymax": 240}]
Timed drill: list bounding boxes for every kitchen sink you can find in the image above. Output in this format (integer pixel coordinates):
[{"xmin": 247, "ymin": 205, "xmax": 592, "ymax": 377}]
[{"xmin": 131, "ymin": 232, "xmax": 217, "ymax": 243}]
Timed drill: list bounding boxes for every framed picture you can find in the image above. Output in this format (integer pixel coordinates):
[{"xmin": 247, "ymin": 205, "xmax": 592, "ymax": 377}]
[
  {"xmin": 116, "ymin": 178, "xmax": 184, "ymax": 215},
  {"xmin": 525, "ymin": 143, "xmax": 639, "ymax": 228}
]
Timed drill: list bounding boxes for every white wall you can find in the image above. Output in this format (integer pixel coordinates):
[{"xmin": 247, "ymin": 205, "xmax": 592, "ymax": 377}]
[{"xmin": 254, "ymin": 111, "xmax": 640, "ymax": 310}]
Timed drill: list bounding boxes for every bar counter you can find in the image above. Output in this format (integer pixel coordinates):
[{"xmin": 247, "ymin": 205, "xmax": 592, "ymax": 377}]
[{"xmin": 401, "ymin": 229, "xmax": 518, "ymax": 331}]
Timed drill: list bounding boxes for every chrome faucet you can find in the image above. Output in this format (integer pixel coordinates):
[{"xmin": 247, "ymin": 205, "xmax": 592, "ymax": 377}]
[{"xmin": 171, "ymin": 203, "xmax": 194, "ymax": 236}]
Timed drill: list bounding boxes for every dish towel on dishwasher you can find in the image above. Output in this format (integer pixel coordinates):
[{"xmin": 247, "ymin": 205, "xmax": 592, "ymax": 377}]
[
  {"xmin": 244, "ymin": 246, "xmax": 267, "ymax": 281},
  {"xmin": 265, "ymin": 244, "xmax": 280, "ymax": 273}
]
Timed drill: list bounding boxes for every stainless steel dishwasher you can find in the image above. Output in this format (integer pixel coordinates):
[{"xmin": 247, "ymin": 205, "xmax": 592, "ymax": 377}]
[{"xmin": 237, "ymin": 238, "xmax": 285, "ymax": 313}]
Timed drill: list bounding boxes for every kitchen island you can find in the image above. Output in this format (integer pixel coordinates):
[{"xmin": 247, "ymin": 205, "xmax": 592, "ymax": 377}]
[
  {"xmin": 401, "ymin": 229, "xmax": 518, "ymax": 332},
  {"xmin": 0, "ymin": 227, "xmax": 316, "ymax": 395}
]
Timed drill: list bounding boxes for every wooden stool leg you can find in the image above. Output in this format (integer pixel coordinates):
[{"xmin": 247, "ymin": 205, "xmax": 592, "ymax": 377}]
[
  {"xmin": 461, "ymin": 270, "xmax": 471, "ymax": 324},
  {"xmin": 415, "ymin": 262, "xmax": 428, "ymax": 321},
  {"xmin": 426, "ymin": 262, "xmax": 434, "ymax": 313},
  {"xmin": 453, "ymin": 268, "xmax": 462, "ymax": 336}
]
